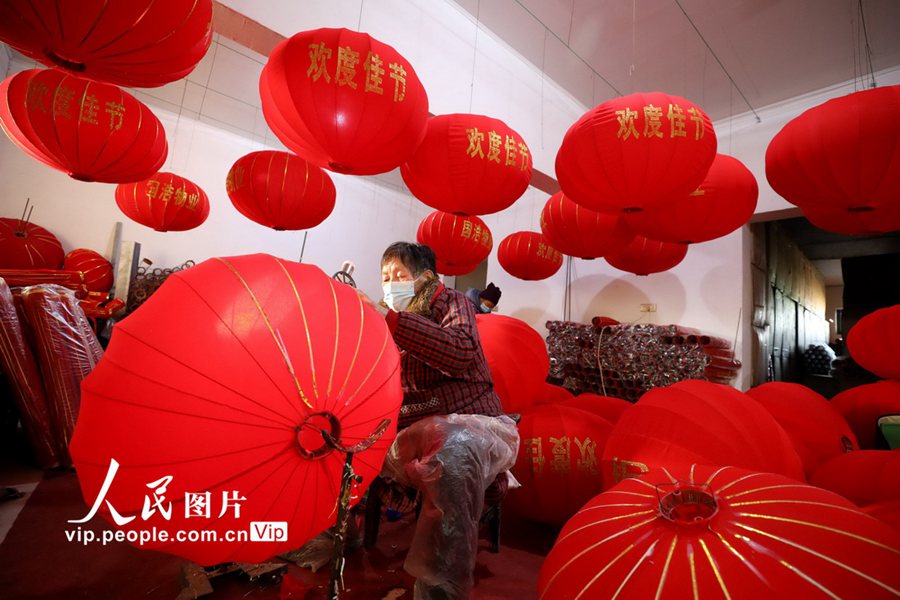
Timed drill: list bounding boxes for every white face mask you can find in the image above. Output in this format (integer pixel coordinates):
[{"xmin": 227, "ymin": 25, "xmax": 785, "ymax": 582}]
[
  {"xmin": 480, "ymin": 303, "xmax": 493, "ymax": 313},
  {"xmin": 383, "ymin": 279, "xmax": 417, "ymax": 311}
]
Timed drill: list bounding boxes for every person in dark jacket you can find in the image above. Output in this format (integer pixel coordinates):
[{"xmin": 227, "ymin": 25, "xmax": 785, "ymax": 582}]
[{"xmin": 464, "ymin": 282, "xmax": 502, "ymax": 314}]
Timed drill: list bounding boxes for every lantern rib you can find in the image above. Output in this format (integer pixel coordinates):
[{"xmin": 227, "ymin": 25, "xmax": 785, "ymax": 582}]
[
  {"xmin": 331, "ymin": 295, "xmax": 367, "ymax": 411},
  {"xmin": 711, "ymin": 529, "xmax": 769, "ymax": 588},
  {"xmin": 736, "ymin": 513, "xmax": 900, "ymax": 555},
  {"xmin": 699, "ymin": 538, "xmax": 732, "ymax": 600},
  {"xmin": 325, "ymin": 278, "xmax": 341, "ymax": 400},
  {"xmin": 555, "ymin": 508, "xmax": 656, "ymax": 544},
  {"xmin": 324, "ymin": 360, "xmax": 401, "ymax": 435},
  {"xmin": 333, "ymin": 324, "xmax": 395, "ymax": 415},
  {"xmin": 713, "ymin": 470, "xmax": 776, "ymax": 495},
  {"xmin": 654, "ymin": 534, "xmax": 679, "ymax": 600},
  {"xmin": 83, "ymin": 0, "xmax": 163, "ymax": 57},
  {"xmin": 730, "ymin": 499, "xmax": 870, "ymax": 515},
  {"xmin": 272, "ymin": 258, "xmax": 318, "ymax": 408},
  {"xmin": 608, "ymin": 539, "xmax": 661, "ymax": 600}
]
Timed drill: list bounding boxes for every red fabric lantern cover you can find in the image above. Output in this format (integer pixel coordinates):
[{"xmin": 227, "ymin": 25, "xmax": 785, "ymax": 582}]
[
  {"xmin": 434, "ymin": 259, "xmax": 477, "ymax": 276},
  {"xmin": 803, "ymin": 202, "xmax": 900, "ymax": 235},
  {"xmin": 810, "ymin": 449, "xmax": 900, "ymax": 507},
  {"xmin": 63, "ymin": 249, "xmax": 114, "ymax": 293},
  {"xmin": 603, "ymin": 380, "xmax": 805, "ymax": 488},
  {"xmin": 534, "ymin": 381, "xmax": 575, "ymax": 405},
  {"xmin": 847, "ymin": 305, "xmax": 900, "ymax": 380},
  {"xmin": 746, "ymin": 382, "xmax": 858, "ymax": 478},
  {"xmin": 0, "ymin": 217, "xmax": 64, "ymax": 269},
  {"xmin": 831, "ymin": 381, "xmax": 900, "ymax": 449},
  {"xmin": 539, "ymin": 464, "xmax": 900, "ymax": 600},
  {"xmin": 0, "ymin": 69, "xmax": 168, "ymax": 182},
  {"xmin": 475, "ymin": 313, "xmax": 549, "ymax": 414},
  {"xmin": 605, "ymin": 234, "xmax": 688, "ymax": 276},
  {"xmin": 863, "ymin": 499, "xmax": 900, "ymax": 531},
  {"xmin": 556, "ymin": 91, "xmax": 717, "ymax": 214},
  {"xmin": 559, "ymin": 393, "xmax": 631, "ymax": 424},
  {"xmin": 539, "ymin": 192, "xmax": 634, "ymax": 259},
  {"xmin": 115, "ymin": 172, "xmax": 209, "ymax": 232},
  {"xmin": 506, "ymin": 404, "xmax": 614, "ymax": 527},
  {"xmin": 0, "ymin": 0, "xmax": 212, "ymax": 88},
  {"xmin": 623, "ymin": 153, "xmax": 758, "ymax": 244},
  {"xmin": 497, "ymin": 231, "xmax": 563, "ymax": 281},
  {"xmin": 400, "ymin": 113, "xmax": 532, "ymax": 215},
  {"xmin": 416, "ymin": 211, "xmax": 492, "ymax": 269},
  {"xmin": 766, "ymin": 85, "xmax": 900, "ymax": 214},
  {"xmin": 69, "ymin": 254, "xmax": 403, "ymax": 565},
  {"xmin": 260, "ymin": 28, "xmax": 429, "ymax": 175},
  {"xmin": 226, "ymin": 151, "xmax": 336, "ymax": 231}
]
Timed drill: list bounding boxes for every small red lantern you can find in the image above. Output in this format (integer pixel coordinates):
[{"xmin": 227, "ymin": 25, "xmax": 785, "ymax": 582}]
[
  {"xmin": 831, "ymin": 381, "xmax": 900, "ymax": 449},
  {"xmin": 260, "ymin": 28, "xmax": 429, "ymax": 175},
  {"xmin": 846, "ymin": 305, "xmax": 900, "ymax": 380},
  {"xmin": 604, "ymin": 234, "xmax": 688, "ymax": 275},
  {"xmin": 63, "ymin": 249, "xmax": 114, "ymax": 293},
  {"xmin": 556, "ymin": 91, "xmax": 716, "ymax": 214},
  {"xmin": 226, "ymin": 151, "xmax": 336, "ymax": 231},
  {"xmin": 810, "ymin": 450, "xmax": 900, "ymax": 507},
  {"xmin": 497, "ymin": 231, "xmax": 563, "ymax": 281},
  {"xmin": 0, "ymin": 69, "xmax": 168, "ymax": 183},
  {"xmin": 115, "ymin": 172, "xmax": 209, "ymax": 232},
  {"xmin": 539, "ymin": 192, "xmax": 634, "ymax": 259},
  {"xmin": 416, "ymin": 211, "xmax": 492, "ymax": 271},
  {"xmin": 400, "ymin": 113, "xmax": 532, "ymax": 215},
  {"xmin": 0, "ymin": 217, "xmax": 64, "ymax": 270}
]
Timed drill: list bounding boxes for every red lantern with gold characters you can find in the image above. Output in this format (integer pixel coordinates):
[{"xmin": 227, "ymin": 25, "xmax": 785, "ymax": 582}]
[
  {"xmin": 540, "ymin": 191, "xmax": 634, "ymax": 259},
  {"xmin": 115, "ymin": 172, "xmax": 209, "ymax": 232},
  {"xmin": 556, "ymin": 91, "xmax": 716, "ymax": 214},
  {"xmin": 416, "ymin": 211, "xmax": 492, "ymax": 272},
  {"xmin": 401, "ymin": 113, "xmax": 532, "ymax": 215},
  {"xmin": 0, "ymin": 69, "xmax": 167, "ymax": 183},
  {"xmin": 0, "ymin": 216, "xmax": 64, "ymax": 270},
  {"xmin": 605, "ymin": 234, "xmax": 688, "ymax": 275},
  {"xmin": 63, "ymin": 249, "xmax": 114, "ymax": 293},
  {"xmin": 226, "ymin": 151, "xmax": 336, "ymax": 231},
  {"xmin": 497, "ymin": 231, "xmax": 563, "ymax": 281},
  {"xmin": 260, "ymin": 28, "xmax": 429, "ymax": 176}
]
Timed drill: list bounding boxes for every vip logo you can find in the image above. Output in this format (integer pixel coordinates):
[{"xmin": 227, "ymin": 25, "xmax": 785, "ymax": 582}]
[{"xmin": 249, "ymin": 521, "xmax": 288, "ymax": 542}]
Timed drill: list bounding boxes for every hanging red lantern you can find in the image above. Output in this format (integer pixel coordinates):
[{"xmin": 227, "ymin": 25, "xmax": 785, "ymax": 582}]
[
  {"xmin": 434, "ymin": 259, "xmax": 477, "ymax": 276},
  {"xmin": 115, "ymin": 172, "xmax": 209, "ymax": 232},
  {"xmin": 604, "ymin": 234, "xmax": 688, "ymax": 275},
  {"xmin": 766, "ymin": 85, "xmax": 900, "ymax": 215},
  {"xmin": 63, "ymin": 249, "xmax": 114, "ymax": 293},
  {"xmin": 497, "ymin": 231, "xmax": 562, "ymax": 281},
  {"xmin": 400, "ymin": 113, "xmax": 532, "ymax": 215},
  {"xmin": 226, "ymin": 151, "xmax": 336, "ymax": 231},
  {"xmin": 847, "ymin": 305, "xmax": 900, "ymax": 380},
  {"xmin": 559, "ymin": 393, "xmax": 631, "ymax": 424},
  {"xmin": 803, "ymin": 202, "xmax": 900, "ymax": 235},
  {"xmin": 0, "ymin": 0, "xmax": 212, "ymax": 88},
  {"xmin": 831, "ymin": 381, "xmax": 900, "ymax": 449},
  {"xmin": 539, "ymin": 192, "xmax": 634, "ymax": 259},
  {"xmin": 556, "ymin": 91, "xmax": 716, "ymax": 214},
  {"xmin": 260, "ymin": 28, "xmax": 429, "ymax": 176},
  {"xmin": 69, "ymin": 254, "xmax": 403, "ymax": 565},
  {"xmin": 623, "ymin": 153, "xmax": 758, "ymax": 244},
  {"xmin": 416, "ymin": 211, "xmax": 492, "ymax": 271},
  {"xmin": 539, "ymin": 463, "xmax": 900, "ymax": 599},
  {"xmin": 810, "ymin": 449, "xmax": 900, "ymax": 507},
  {"xmin": 0, "ymin": 217, "xmax": 64, "ymax": 269},
  {"xmin": 0, "ymin": 69, "xmax": 167, "ymax": 183}
]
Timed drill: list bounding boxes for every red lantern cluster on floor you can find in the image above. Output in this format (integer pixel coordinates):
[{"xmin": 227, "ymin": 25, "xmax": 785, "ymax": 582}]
[
  {"xmin": 226, "ymin": 151, "xmax": 336, "ymax": 231},
  {"xmin": 831, "ymin": 380, "xmax": 900, "ymax": 449},
  {"xmin": 416, "ymin": 211, "xmax": 492, "ymax": 274},
  {"xmin": 497, "ymin": 231, "xmax": 563, "ymax": 281},
  {"xmin": 63, "ymin": 249, "xmax": 114, "ymax": 293},
  {"xmin": 0, "ymin": 217, "xmax": 64, "ymax": 270},
  {"xmin": 260, "ymin": 28, "xmax": 429, "ymax": 175},
  {"xmin": 0, "ymin": 0, "xmax": 213, "ymax": 88},
  {"xmin": 539, "ymin": 192, "xmax": 634, "ymax": 259},
  {"xmin": 604, "ymin": 234, "xmax": 688, "ymax": 276},
  {"xmin": 846, "ymin": 305, "xmax": 900, "ymax": 380},
  {"xmin": 0, "ymin": 69, "xmax": 168, "ymax": 183},
  {"xmin": 115, "ymin": 172, "xmax": 209, "ymax": 232}
]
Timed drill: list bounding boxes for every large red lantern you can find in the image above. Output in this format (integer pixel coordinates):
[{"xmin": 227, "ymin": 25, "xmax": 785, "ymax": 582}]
[
  {"xmin": 434, "ymin": 259, "xmax": 477, "ymax": 276},
  {"xmin": 810, "ymin": 450, "xmax": 900, "ymax": 507},
  {"xmin": 400, "ymin": 113, "xmax": 531, "ymax": 215},
  {"xmin": 623, "ymin": 153, "xmax": 758, "ymax": 243},
  {"xmin": 0, "ymin": 217, "xmax": 64, "ymax": 269},
  {"xmin": 226, "ymin": 151, "xmax": 336, "ymax": 231},
  {"xmin": 115, "ymin": 172, "xmax": 209, "ymax": 232},
  {"xmin": 497, "ymin": 231, "xmax": 563, "ymax": 281},
  {"xmin": 605, "ymin": 234, "xmax": 688, "ymax": 275},
  {"xmin": 69, "ymin": 254, "xmax": 403, "ymax": 565},
  {"xmin": 416, "ymin": 211, "xmax": 492, "ymax": 272},
  {"xmin": 831, "ymin": 381, "xmax": 900, "ymax": 449},
  {"xmin": 559, "ymin": 393, "xmax": 631, "ymax": 424},
  {"xmin": 847, "ymin": 305, "xmax": 900, "ymax": 380},
  {"xmin": 556, "ymin": 91, "xmax": 716, "ymax": 214},
  {"xmin": 539, "ymin": 192, "xmax": 634, "ymax": 259},
  {"xmin": 0, "ymin": 0, "xmax": 212, "ymax": 88},
  {"xmin": 0, "ymin": 69, "xmax": 167, "ymax": 182},
  {"xmin": 63, "ymin": 249, "xmax": 114, "ymax": 293},
  {"xmin": 766, "ymin": 85, "xmax": 900, "ymax": 215},
  {"xmin": 539, "ymin": 464, "xmax": 900, "ymax": 599},
  {"xmin": 804, "ymin": 202, "xmax": 900, "ymax": 235},
  {"xmin": 260, "ymin": 28, "xmax": 429, "ymax": 175}
]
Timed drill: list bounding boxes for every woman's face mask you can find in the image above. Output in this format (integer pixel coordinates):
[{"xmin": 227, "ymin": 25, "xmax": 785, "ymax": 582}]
[
  {"xmin": 480, "ymin": 303, "xmax": 494, "ymax": 313},
  {"xmin": 383, "ymin": 279, "xmax": 417, "ymax": 311}
]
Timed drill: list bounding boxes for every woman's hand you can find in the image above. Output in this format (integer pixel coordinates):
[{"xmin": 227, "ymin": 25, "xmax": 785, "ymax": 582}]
[{"xmin": 357, "ymin": 288, "xmax": 389, "ymax": 317}]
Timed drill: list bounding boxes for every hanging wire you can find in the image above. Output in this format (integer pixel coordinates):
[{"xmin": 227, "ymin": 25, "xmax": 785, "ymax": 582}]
[
  {"xmin": 357, "ymin": 0, "xmax": 365, "ymax": 31},
  {"xmin": 563, "ymin": 256, "xmax": 573, "ymax": 321},
  {"xmin": 468, "ymin": 0, "xmax": 481, "ymax": 113},
  {"xmin": 298, "ymin": 231, "xmax": 308, "ymax": 263},
  {"xmin": 857, "ymin": 0, "xmax": 877, "ymax": 89}
]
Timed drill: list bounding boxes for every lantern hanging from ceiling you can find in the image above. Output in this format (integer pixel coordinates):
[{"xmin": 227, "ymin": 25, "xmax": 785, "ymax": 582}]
[
  {"xmin": 226, "ymin": 151, "xmax": 336, "ymax": 231},
  {"xmin": 623, "ymin": 153, "xmax": 758, "ymax": 244},
  {"xmin": 0, "ymin": 217, "xmax": 64, "ymax": 270},
  {"xmin": 539, "ymin": 191, "xmax": 634, "ymax": 259},
  {"xmin": 0, "ymin": 69, "xmax": 167, "ymax": 183},
  {"xmin": 63, "ymin": 249, "xmax": 114, "ymax": 293},
  {"xmin": 400, "ymin": 113, "xmax": 532, "ymax": 215},
  {"xmin": 497, "ymin": 231, "xmax": 563, "ymax": 281},
  {"xmin": 803, "ymin": 202, "xmax": 900, "ymax": 235},
  {"xmin": 260, "ymin": 28, "xmax": 429, "ymax": 175},
  {"xmin": 846, "ymin": 305, "xmax": 900, "ymax": 380},
  {"xmin": 434, "ymin": 259, "xmax": 478, "ymax": 276},
  {"xmin": 115, "ymin": 172, "xmax": 209, "ymax": 232},
  {"xmin": 830, "ymin": 381, "xmax": 900, "ymax": 450},
  {"xmin": 766, "ymin": 85, "xmax": 900, "ymax": 215},
  {"xmin": 556, "ymin": 91, "xmax": 717, "ymax": 214},
  {"xmin": 416, "ymin": 211, "xmax": 492, "ymax": 271},
  {"xmin": 604, "ymin": 234, "xmax": 688, "ymax": 275},
  {"xmin": 810, "ymin": 449, "xmax": 900, "ymax": 507}
]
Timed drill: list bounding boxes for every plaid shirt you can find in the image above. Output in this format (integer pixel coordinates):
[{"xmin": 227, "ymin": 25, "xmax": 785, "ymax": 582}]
[{"xmin": 385, "ymin": 283, "xmax": 503, "ymax": 428}]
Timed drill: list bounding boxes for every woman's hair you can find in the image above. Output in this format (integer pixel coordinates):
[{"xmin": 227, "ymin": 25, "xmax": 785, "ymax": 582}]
[{"xmin": 381, "ymin": 242, "xmax": 437, "ymax": 276}]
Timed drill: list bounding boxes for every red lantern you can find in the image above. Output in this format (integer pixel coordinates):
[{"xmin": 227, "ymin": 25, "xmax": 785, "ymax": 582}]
[
  {"xmin": 0, "ymin": 69, "xmax": 167, "ymax": 182},
  {"xmin": 804, "ymin": 202, "xmax": 900, "ymax": 235},
  {"xmin": 534, "ymin": 381, "xmax": 575, "ymax": 405},
  {"xmin": 539, "ymin": 464, "xmax": 900, "ymax": 599},
  {"xmin": 226, "ymin": 151, "xmax": 336, "ymax": 231},
  {"xmin": 559, "ymin": 393, "xmax": 631, "ymax": 424},
  {"xmin": 260, "ymin": 28, "xmax": 429, "ymax": 175},
  {"xmin": 556, "ymin": 91, "xmax": 717, "ymax": 214},
  {"xmin": 604, "ymin": 234, "xmax": 688, "ymax": 275},
  {"xmin": 416, "ymin": 211, "xmax": 492, "ymax": 270},
  {"xmin": 63, "ymin": 249, "xmax": 114, "ymax": 293},
  {"xmin": 810, "ymin": 450, "xmax": 900, "ymax": 507},
  {"xmin": 115, "ymin": 172, "xmax": 209, "ymax": 232},
  {"xmin": 497, "ymin": 231, "xmax": 563, "ymax": 281},
  {"xmin": 766, "ymin": 86, "xmax": 900, "ymax": 214},
  {"xmin": 0, "ymin": 217, "xmax": 64, "ymax": 269},
  {"xmin": 831, "ymin": 381, "xmax": 900, "ymax": 449},
  {"xmin": 847, "ymin": 305, "xmax": 900, "ymax": 380},
  {"xmin": 623, "ymin": 154, "xmax": 758, "ymax": 243},
  {"xmin": 539, "ymin": 192, "xmax": 634, "ymax": 259},
  {"xmin": 0, "ymin": 1, "xmax": 212, "ymax": 88},
  {"xmin": 863, "ymin": 499, "xmax": 900, "ymax": 531},
  {"xmin": 69, "ymin": 254, "xmax": 403, "ymax": 565},
  {"xmin": 400, "ymin": 113, "xmax": 532, "ymax": 215},
  {"xmin": 434, "ymin": 259, "xmax": 477, "ymax": 276}
]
